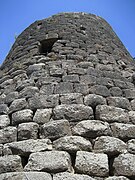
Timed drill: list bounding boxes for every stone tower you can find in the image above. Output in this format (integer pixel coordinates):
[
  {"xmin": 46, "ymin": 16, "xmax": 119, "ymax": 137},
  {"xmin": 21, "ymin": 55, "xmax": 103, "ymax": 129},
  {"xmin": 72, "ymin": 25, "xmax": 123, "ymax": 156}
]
[{"xmin": 0, "ymin": 12, "xmax": 135, "ymax": 179}]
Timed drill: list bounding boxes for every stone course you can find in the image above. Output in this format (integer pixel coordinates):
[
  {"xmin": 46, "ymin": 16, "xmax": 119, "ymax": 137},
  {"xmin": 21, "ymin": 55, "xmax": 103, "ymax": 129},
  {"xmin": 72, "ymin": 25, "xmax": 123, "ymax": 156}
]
[{"xmin": 0, "ymin": 12, "xmax": 135, "ymax": 179}]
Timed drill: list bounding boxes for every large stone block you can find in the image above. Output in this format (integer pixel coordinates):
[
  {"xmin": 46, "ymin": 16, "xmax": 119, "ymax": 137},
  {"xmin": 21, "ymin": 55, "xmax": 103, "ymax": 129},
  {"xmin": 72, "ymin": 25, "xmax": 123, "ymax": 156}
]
[
  {"xmin": 0, "ymin": 172, "xmax": 52, "ymax": 180},
  {"xmin": 0, "ymin": 126, "xmax": 17, "ymax": 144},
  {"xmin": 94, "ymin": 136, "xmax": 127, "ymax": 155},
  {"xmin": 12, "ymin": 109, "xmax": 33, "ymax": 125},
  {"xmin": 107, "ymin": 97, "xmax": 131, "ymax": 110},
  {"xmin": 0, "ymin": 104, "xmax": 9, "ymax": 115},
  {"xmin": 72, "ymin": 120, "xmax": 111, "ymax": 138},
  {"xmin": 9, "ymin": 98, "xmax": 28, "ymax": 113},
  {"xmin": 74, "ymin": 83, "xmax": 89, "ymax": 95},
  {"xmin": 53, "ymin": 172, "xmax": 95, "ymax": 180},
  {"xmin": 19, "ymin": 86, "xmax": 39, "ymax": 98},
  {"xmin": 62, "ymin": 75, "xmax": 79, "ymax": 82},
  {"xmin": 84, "ymin": 94, "xmax": 106, "ymax": 108},
  {"xmin": 5, "ymin": 91, "xmax": 19, "ymax": 105},
  {"xmin": 53, "ymin": 104, "xmax": 93, "ymax": 121},
  {"xmin": 60, "ymin": 93, "xmax": 83, "ymax": 104},
  {"xmin": 111, "ymin": 122, "xmax": 135, "ymax": 140},
  {"xmin": 53, "ymin": 136, "xmax": 92, "ymax": 153},
  {"xmin": 54, "ymin": 82, "xmax": 74, "ymax": 94},
  {"xmin": 0, "ymin": 115, "xmax": 10, "ymax": 129},
  {"xmin": 33, "ymin": 108, "xmax": 52, "ymax": 124},
  {"xmin": 18, "ymin": 122, "xmax": 39, "ymax": 141},
  {"xmin": 75, "ymin": 151, "xmax": 109, "ymax": 177},
  {"xmin": 0, "ymin": 155, "xmax": 23, "ymax": 174},
  {"xmin": 4, "ymin": 139, "xmax": 52, "ymax": 156},
  {"xmin": 89, "ymin": 85, "xmax": 110, "ymax": 97},
  {"xmin": 123, "ymin": 89, "xmax": 135, "ymax": 99},
  {"xmin": 127, "ymin": 139, "xmax": 135, "ymax": 154},
  {"xmin": 96, "ymin": 105, "xmax": 129, "ymax": 123},
  {"xmin": 113, "ymin": 153, "xmax": 135, "ymax": 177},
  {"xmin": 40, "ymin": 120, "xmax": 71, "ymax": 140},
  {"xmin": 128, "ymin": 111, "xmax": 135, "ymax": 124},
  {"xmin": 24, "ymin": 151, "xmax": 72, "ymax": 173}
]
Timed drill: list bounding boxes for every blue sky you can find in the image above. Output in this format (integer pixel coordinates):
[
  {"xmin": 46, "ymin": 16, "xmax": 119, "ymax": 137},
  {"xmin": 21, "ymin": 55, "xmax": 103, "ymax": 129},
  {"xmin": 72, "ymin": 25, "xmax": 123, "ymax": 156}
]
[{"xmin": 0, "ymin": 0, "xmax": 135, "ymax": 64}]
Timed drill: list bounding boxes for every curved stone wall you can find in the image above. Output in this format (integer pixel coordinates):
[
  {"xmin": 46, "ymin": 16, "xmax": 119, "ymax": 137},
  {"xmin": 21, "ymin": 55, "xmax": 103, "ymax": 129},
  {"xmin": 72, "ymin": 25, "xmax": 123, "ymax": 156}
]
[{"xmin": 0, "ymin": 12, "xmax": 135, "ymax": 179}]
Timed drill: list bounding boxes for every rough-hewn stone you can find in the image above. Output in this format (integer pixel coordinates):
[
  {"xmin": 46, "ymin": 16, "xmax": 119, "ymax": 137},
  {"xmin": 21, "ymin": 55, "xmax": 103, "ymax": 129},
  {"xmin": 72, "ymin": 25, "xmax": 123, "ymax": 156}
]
[
  {"xmin": 0, "ymin": 115, "xmax": 10, "ymax": 128},
  {"xmin": 127, "ymin": 139, "xmax": 135, "ymax": 154},
  {"xmin": 75, "ymin": 151, "xmax": 109, "ymax": 177},
  {"xmin": 53, "ymin": 136, "xmax": 92, "ymax": 153},
  {"xmin": 73, "ymin": 120, "xmax": 111, "ymax": 138},
  {"xmin": 53, "ymin": 104, "xmax": 93, "ymax": 121},
  {"xmin": 60, "ymin": 93, "xmax": 83, "ymax": 104},
  {"xmin": 113, "ymin": 153, "xmax": 135, "ymax": 177},
  {"xmin": 25, "ymin": 151, "xmax": 72, "ymax": 173},
  {"xmin": 0, "ymin": 155, "xmax": 23, "ymax": 174}
]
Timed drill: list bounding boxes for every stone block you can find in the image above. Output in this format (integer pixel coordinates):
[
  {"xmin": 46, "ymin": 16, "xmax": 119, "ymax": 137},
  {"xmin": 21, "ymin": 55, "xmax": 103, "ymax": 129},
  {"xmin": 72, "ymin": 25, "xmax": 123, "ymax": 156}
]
[
  {"xmin": 62, "ymin": 75, "xmax": 79, "ymax": 82},
  {"xmin": 50, "ymin": 68, "xmax": 64, "ymax": 77},
  {"xmin": 27, "ymin": 63, "xmax": 45, "ymax": 74},
  {"xmin": 5, "ymin": 91, "xmax": 19, "ymax": 105},
  {"xmin": 4, "ymin": 139, "xmax": 52, "ymax": 156},
  {"xmin": 74, "ymin": 83, "xmax": 89, "ymax": 95},
  {"xmin": 129, "ymin": 111, "xmax": 135, "ymax": 124},
  {"xmin": 72, "ymin": 120, "xmax": 111, "ymax": 138},
  {"xmin": 40, "ymin": 84, "xmax": 54, "ymax": 95},
  {"xmin": 53, "ymin": 172, "xmax": 95, "ymax": 180},
  {"xmin": 84, "ymin": 94, "xmax": 106, "ymax": 108},
  {"xmin": 94, "ymin": 136, "xmax": 127, "ymax": 155},
  {"xmin": 24, "ymin": 151, "xmax": 72, "ymax": 173},
  {"xmin": 0, "ymin": 104, "xmax": 9, "ymax": 115},
  {"xmin": 110, "ymin": 87, "xmax": 122, "ymax": 97},
  {"xmin": 68, "ymin": 67, "xmax": 86, "ymax": 75},
  {"xmin": 60, "ymin": 93, "xmax": 83, "ymax": 104},
  {"xmin": 33, "ymin": 108, "xmax": 52, "ymax": 124},
  {"xmin": 105, "ymin": 176, "xmax": 130, "ymax": 180},
  {"xmin": 19, "ymin": 86, "xmax": 39, "ymax": 98},
  {"xmin": 0, "ymin": 155, "xmax": 23, "ymax": 174},
  {"xmin": 80, "ymin": 75, "xmax": 96, "ymax": 85},
  {"xmin": 0, "ymin": 126, "xmax": 17, "ymax": 144},
  {"xmin": 54, "ymin": 82, "xmax": 74, "ymax": 94},
  {"xmin": 113, "ymin": 153, "xmax": 135, "ymax": 177},
  {"xmin": 0, "ymin": 172, "xmax": 52, "ymax": 180},
  {"xmin": 18, "ymin": 122, "xmax": 39, "ymax": 141},
  {"xmin": 89, "ymin": 85, "xmax": 110, "ymax": 97},
  {"xmin": 75, "ymin": 151, "xmax": 109, "ymax": 177},
  {"xmin": 123, "ymin": 89, "xmax": 135, "ymax": 99},
  {"xmin": 28, "ymin": 94, "xmax": 59, "ymax": 110},
  {"xmin": 111, "ymin": 122, "xmax": 135, "ymax": 140},
  {"xmin": 53, "ymin": 136, "xmax": 92, "ymax": 153},
  {"xmin": 96, "ymin": 77, "xmax": 114, "ymax": 88},
  {"xmin": 0, "ymin": 115, "xmax": 10, "ymax": 129},
  {"xmin": 9, "ymin": 98, "xmax": 28, "ymax": 114},
  {"xmin": 12, "ymin": 109, "xmax": 33, "ymax": 125},
  {"xmin": 40, "ymin": 120, "xmax": 71, "ymax": 140},
  {"xmin": 53, "ymin": 104, "xmax": 93, "ymax": 121},
  {"xmin": 0, "ymin": 144, "xmax": 3, "ymax": 156},
  {"xmin": 127, "ymin": 139, "xmax": 135, "ymax": 154},
  {"xmin": 131, "ymin": 99, "xmax": 135, "ymax": 111},
  {"xmin": 96, "ymin": 105, "xmax": 129, "ymax": 123},
  {"xmin": 107, "ymin": 97, "xmax": 131, "ymax": 110}
]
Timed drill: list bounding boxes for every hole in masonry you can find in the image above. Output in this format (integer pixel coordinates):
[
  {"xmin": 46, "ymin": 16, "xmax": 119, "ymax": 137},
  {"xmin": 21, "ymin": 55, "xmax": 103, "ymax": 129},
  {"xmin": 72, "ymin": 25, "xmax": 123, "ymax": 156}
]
[
  {"xmin": 21, "ymin": 155, "xmax": 29, "ymax": 168},
  {"xmin": 39, "ymin": 38, "xmax": 58, "ymax": 55}
]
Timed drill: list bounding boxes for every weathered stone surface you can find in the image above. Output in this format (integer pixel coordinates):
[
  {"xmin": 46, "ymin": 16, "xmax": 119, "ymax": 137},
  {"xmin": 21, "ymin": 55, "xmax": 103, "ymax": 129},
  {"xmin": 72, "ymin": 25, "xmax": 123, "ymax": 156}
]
[
  {"xmin": 110, "ymin": 87, "xmax": 123, "ymax": 97},
  {"xmin": 75, "ymin": 151, "xmax": 109, "ymax": 177},
  {"xmin": 12, "ymin": 109, "xmax": 33, "ymax": 125},
  {"xmin": 74, "ymin": 83, "xmax": 89, "ymax": 95},
  {"xmin": 0, "ymin": 115, "xmax": 10, "ymax": 129},
  {"xmin": 84, "ymin": 94, "xmax": 106, "ymax": 108},
  {"xmin": 96, "ymin": 105, "xmax": 129, "ymax": 123},
  {"xmin": 128, "ymin": 111, "xmax": 135, "ymax": 124},
  {"xmin": 18, "ymin": 122, "xmax": 39, "ymax": 141},
  {"xmin": 107, "ymin": 97, "xmax": 131, "ymax": 110},
  {"xmin": 113, "ymin": 153, "xmax": 135, "ymax": 177},
  {"xmin": 111, "ymin": 122, "xmax": 135, "ymax": 140},
  {"xmin": 9, "ymin": 98, "xmax": 28, "ymax": 113},
  {"xmin": 0, "ymin": 172, "xmax": 52, "ymax": 180},
  {"xmin": 105, "ymin": 176, "xmax": 130, "ymax": 180},
  {"xmin": 62, "ymin": 75, "xmax": 79, "ymax": 82},
  {"xmin": 41, "ymin": 120, "xmax": 71, "ymax": 140},
  {"xmin": 0, "ymin": 155, "xmax": 23, "ymax": 174},
  {"xmin": 40, "ymin": 84, "xmax": 54, "ymax": 95},
  {"xmin": 0, "ymin": 126, "xmax": 17, "ymax": 144},
  {"xmin": 27, "ymin": 63, "xmax": 45, "ymax": 74},
  {"xmin": 54, "ymin": 82, "xmax": 73, "ymax": 94},
  {"xmin": 19, "ymin": 86, "xmax": 39, "ymax": 98},
  {"xmin": 33, "ymin": 108, "xmax": 52, "ymax": 124},
  {"xmin": 25, "ymin": 151, "xmax": 72, "ymax": 173},
  {"xmin": 94, "ymin": 136, "xmax": 127, "ymax": 155},
  {"xmin": 53, "ymin": 104, "xmax": 93, "ymax": 121},
  {"xmin": 28, "ymin": 94, "xmax": 59, "ymax": 109},
  {"xmin": 4, "ymin": 139, "xmax": 52, "ymax": 156},
  {"xmin": 131, "ymin": 99, "xmax": 135, "ymax": 111},
  {"xmin": 50, "ymin": 67, "xmax": 64, "ymax": 77},
  {"xmin": 53, "ymin": 172, "xmax": 95, "ymax": 180},
  {"xmin": 60, "ymin": 93, "xmax": 83, "ymax": 104},
  {"xmin": 89, "ymin": 85, "xmax": 110, "ymax": 97},
  {"xmin": 0, "ymin": 144, "xmax": 3, "ymax": 155},
  {"xmin": 5, "ymin": 91, "xmax": 19, "ymax": 104},
  {"xmin": 127, "ymin": 139, "xmax": 135, "ymax": 154},
  {"xmin": 53, "ymin": 136, "xmax": 92, "ymax": 153},
  {"xmin": 72, "ymin": 120, "xmax": 111, "ymax": 138},
  {"xmin": 0, "ymin": 104, "xmax": 9, "ymax": 115},
  {"xmin": 80, "ymin": 75, "xmax": 96, "ymax": 85},
  {"xmin": 123, "ymin": 89, "xmax": 135, "ymax": 99}
]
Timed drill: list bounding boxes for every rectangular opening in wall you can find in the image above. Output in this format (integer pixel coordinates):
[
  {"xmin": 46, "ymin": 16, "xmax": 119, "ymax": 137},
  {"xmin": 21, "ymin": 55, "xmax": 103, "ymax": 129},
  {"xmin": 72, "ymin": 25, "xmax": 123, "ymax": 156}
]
[{"xmin": 39, "ymin": 38, "xmax": 58, "ymax": 55}]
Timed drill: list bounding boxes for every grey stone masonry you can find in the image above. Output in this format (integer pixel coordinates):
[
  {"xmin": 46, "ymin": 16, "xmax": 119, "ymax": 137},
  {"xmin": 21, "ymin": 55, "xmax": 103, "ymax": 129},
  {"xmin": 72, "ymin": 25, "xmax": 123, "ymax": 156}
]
[{"xmin": 0, "ymin": 12, "xmax": 135, "ymax": 179}]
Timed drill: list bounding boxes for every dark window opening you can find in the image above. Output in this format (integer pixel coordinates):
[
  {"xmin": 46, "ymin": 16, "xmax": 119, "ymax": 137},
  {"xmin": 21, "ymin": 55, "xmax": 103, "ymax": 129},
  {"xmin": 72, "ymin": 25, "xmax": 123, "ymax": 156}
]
[{"xmin": 39, "ymin": 38, "xmax": 58, "ymax": 55}]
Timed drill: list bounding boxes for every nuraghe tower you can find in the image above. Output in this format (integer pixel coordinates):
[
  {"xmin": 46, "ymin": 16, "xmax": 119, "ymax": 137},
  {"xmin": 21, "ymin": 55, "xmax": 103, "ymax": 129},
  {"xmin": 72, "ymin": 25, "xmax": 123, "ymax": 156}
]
[{"xmin": 0, "ymin": 13, "xmax": 135, "ymax": 180}]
